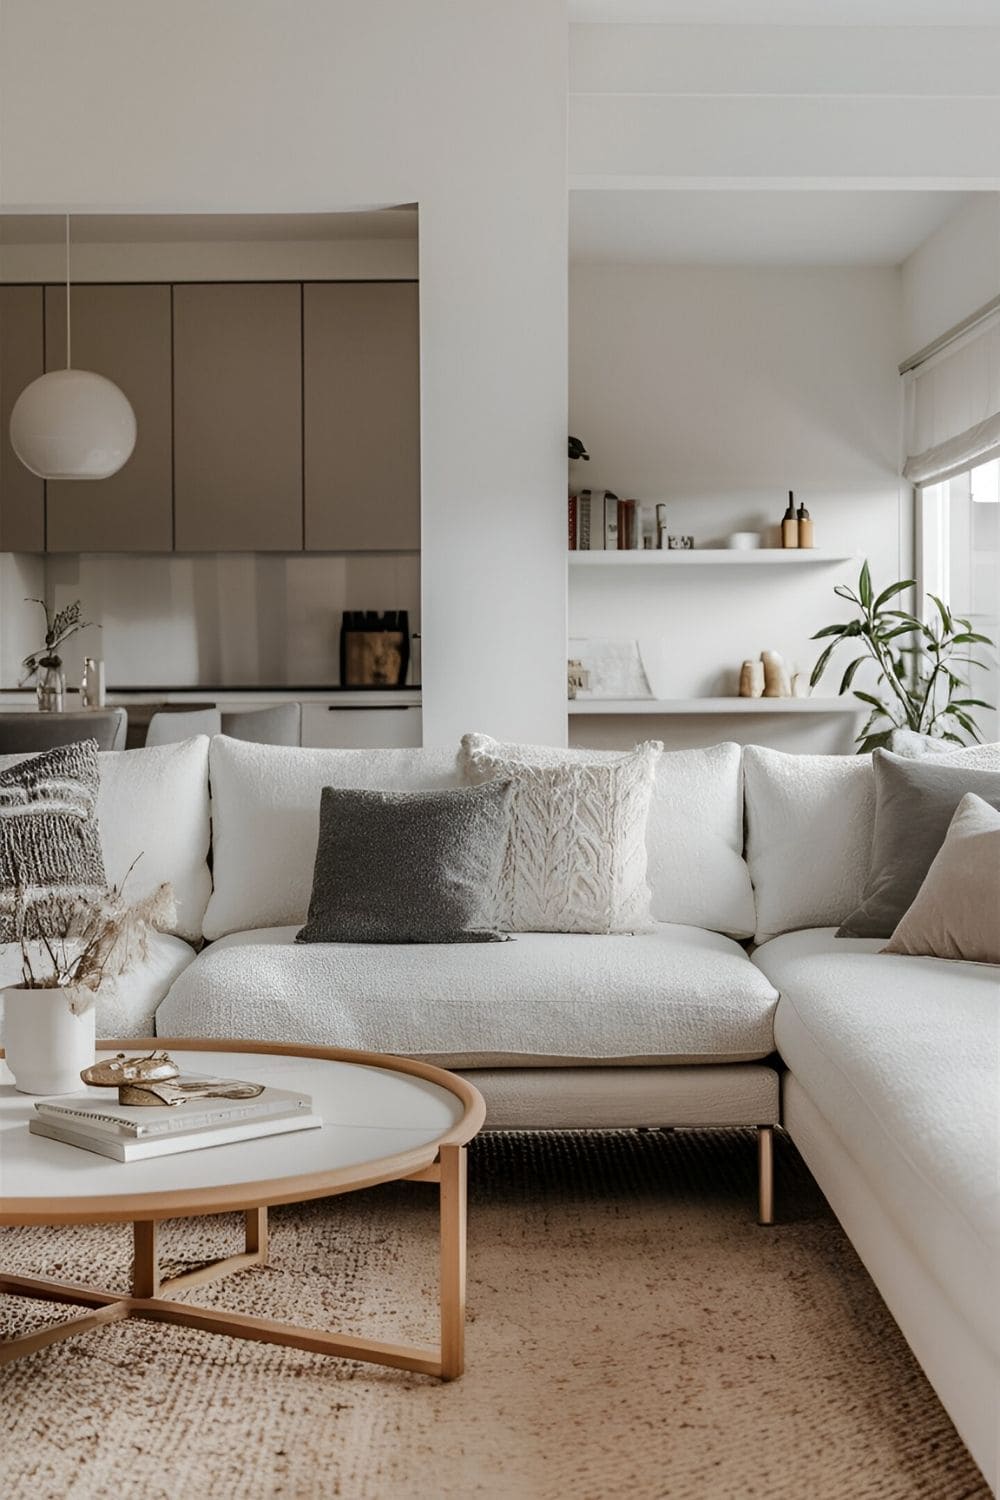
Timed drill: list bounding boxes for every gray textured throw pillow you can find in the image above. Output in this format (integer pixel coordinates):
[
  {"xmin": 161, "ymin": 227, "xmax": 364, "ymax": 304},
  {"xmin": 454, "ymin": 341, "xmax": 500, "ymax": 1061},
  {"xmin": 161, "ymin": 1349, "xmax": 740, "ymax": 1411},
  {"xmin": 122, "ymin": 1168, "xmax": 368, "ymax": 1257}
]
[
  {"xmin": 837, "ymin": 749, "xmax": 1000, "ymax": 939},
  {"xmin": 296, "ymin": 780, "xmax": 514, "ymax": 944},
  {"xmin": 0, "ymin": 739, "xmax": 107, "ymax": 940}
]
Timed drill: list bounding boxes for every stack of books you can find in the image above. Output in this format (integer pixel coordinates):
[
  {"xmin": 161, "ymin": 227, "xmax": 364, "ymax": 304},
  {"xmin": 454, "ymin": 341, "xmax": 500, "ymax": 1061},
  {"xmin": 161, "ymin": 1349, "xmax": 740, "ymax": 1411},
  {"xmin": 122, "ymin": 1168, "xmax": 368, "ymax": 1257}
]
[
  {"xmin": 568, "ymin": 490, "xmax": 646, "ymax": 550},
  {"xmin": 29, "ymin": 1073, "xmax": 322, "ymax": 1161}
]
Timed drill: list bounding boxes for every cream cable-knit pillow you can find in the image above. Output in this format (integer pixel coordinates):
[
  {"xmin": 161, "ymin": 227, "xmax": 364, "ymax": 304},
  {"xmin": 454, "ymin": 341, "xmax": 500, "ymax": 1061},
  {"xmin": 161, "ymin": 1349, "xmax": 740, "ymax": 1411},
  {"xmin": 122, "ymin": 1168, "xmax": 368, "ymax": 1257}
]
[{"xmin": 460, "ymin": 733, "xmax": 662, "ymax": 934}]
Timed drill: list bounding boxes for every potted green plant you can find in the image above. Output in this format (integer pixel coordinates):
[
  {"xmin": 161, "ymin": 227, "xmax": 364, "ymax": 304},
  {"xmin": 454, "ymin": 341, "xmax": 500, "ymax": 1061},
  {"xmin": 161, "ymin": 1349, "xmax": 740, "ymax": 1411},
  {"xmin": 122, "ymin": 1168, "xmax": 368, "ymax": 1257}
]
[{"xmin": 810, "ymin": 561, "xmax": 995, "ymax": 752}]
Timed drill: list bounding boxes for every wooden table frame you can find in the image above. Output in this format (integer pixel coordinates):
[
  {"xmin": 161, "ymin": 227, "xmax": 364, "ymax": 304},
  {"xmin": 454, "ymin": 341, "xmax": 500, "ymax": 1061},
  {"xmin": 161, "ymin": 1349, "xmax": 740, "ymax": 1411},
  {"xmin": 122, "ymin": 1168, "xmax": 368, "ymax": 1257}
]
[{"xmin": 1, "ymin": 1038, "xmax": 484, "ymax": 1381}]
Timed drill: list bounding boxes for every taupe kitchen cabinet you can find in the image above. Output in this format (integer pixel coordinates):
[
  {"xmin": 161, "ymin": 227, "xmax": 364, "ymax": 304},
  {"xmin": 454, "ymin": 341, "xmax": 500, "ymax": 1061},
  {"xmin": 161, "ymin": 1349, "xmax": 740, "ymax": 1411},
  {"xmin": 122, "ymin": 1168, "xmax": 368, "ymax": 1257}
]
[
  {"xmin": 45, "ymin": 284, "xmax": 173, "ymax": 551},
  {"xmin": 0, "ymin": 285, "xmax": 45, "ymax": 551},
  {"xmin": 304, "ymin": 282, "xmax": 419, "ymax": 551},
  {"xmin": 173, "ymin": 283, "xmax": 302, "ymax": 552}
]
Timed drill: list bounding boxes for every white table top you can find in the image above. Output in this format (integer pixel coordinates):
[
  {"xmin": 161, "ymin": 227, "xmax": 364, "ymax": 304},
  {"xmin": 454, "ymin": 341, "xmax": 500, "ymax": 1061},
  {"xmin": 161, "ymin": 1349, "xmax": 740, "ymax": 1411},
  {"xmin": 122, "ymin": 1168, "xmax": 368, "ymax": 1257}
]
[{"xmin": 0, "ymin": 1046, "xmax": 480, "ymax": 1224}]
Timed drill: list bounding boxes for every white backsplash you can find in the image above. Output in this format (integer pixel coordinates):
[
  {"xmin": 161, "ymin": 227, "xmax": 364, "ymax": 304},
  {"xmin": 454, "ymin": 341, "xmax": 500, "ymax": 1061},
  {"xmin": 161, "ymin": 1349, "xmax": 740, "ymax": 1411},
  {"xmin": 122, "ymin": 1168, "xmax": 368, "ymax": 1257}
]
[{"xmin": 10, "ymin": 552, "xmax": 420, "ymax": 689}]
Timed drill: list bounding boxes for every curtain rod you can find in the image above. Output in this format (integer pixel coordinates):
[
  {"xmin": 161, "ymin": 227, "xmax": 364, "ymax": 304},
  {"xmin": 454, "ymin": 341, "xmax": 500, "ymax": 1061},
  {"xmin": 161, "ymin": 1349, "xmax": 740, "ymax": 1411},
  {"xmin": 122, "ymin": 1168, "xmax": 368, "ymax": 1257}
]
[{"xmin": 899, "ymin": 292, "xmax": 1000, "ymax": 376}]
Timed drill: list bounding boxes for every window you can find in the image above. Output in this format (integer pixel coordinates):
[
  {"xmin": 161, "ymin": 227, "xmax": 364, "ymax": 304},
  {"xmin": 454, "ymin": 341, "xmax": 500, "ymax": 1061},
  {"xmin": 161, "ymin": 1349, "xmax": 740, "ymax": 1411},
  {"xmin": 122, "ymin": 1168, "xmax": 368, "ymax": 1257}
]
[{"xmin": 919, "ymin": 457, "xmax": 1000, "ymax": 742}]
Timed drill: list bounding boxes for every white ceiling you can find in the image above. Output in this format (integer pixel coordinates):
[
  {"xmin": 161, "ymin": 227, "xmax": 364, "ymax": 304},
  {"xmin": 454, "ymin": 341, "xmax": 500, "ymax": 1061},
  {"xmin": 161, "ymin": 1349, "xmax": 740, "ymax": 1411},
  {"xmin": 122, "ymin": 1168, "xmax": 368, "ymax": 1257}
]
[
  {"xmin": 570, "ymin": 1, "xmax": 1000, "ymax": 21},
  {"xmin": 0, "ymin": 208, "xmax": 418, "ymax": 245},
  {"xmin": 570, "ymin": 190, "xmax": 980, "ymax": 266}
]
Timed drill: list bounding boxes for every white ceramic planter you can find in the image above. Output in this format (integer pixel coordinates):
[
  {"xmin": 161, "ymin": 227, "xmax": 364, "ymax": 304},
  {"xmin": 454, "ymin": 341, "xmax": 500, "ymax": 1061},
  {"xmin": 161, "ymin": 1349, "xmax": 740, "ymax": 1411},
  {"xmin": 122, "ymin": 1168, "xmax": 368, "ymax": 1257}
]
[{"xmin": 2, "ymin": 986, "xmax": 96, "ymax": 1095}]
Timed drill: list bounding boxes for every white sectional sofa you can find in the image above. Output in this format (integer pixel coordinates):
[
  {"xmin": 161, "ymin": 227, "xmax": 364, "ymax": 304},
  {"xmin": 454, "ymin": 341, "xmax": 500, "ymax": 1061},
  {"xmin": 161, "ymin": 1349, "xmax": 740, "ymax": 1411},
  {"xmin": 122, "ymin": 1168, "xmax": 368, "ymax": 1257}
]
[{"xmin": 1, "ymin": 732, "xmax": 995, "ymax": 1490}]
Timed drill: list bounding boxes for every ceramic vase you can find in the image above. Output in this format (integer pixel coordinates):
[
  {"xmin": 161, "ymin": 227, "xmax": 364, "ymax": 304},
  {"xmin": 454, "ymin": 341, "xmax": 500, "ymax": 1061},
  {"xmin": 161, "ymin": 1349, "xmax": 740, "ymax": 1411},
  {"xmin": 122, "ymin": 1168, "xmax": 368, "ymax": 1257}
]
[{"xmin": 2, "ymin": 986, "xmax": 95, "ymax": 1095}]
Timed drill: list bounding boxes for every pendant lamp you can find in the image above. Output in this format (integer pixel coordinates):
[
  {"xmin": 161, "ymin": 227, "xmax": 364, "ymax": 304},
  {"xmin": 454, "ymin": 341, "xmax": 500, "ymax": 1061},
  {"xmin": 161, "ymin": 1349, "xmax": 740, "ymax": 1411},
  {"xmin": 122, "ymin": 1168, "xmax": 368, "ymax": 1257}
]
[{"xmin": 9, "ymin": 216, "xmax": 137, "ymax": 481}]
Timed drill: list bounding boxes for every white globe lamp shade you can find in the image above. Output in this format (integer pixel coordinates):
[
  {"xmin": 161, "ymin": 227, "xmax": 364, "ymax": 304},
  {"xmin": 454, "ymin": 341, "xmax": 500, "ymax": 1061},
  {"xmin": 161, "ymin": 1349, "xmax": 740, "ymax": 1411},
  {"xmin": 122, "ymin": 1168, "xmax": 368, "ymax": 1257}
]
[{"xmin": 9, "ymin": 368, "xmax": 137, "ymax": 481}]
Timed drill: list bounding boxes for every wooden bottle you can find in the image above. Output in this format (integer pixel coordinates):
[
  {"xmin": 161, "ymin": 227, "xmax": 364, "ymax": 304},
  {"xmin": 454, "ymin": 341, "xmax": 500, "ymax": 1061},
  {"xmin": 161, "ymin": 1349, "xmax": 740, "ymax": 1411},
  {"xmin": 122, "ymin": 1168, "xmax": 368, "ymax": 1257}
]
[
  {"xmin": 797, "ymin": 502, "xmax": 814, "ymax": 549},
  {"xmin": 781, "ymin": 491, "xmax": 799, "ymax": 548}
]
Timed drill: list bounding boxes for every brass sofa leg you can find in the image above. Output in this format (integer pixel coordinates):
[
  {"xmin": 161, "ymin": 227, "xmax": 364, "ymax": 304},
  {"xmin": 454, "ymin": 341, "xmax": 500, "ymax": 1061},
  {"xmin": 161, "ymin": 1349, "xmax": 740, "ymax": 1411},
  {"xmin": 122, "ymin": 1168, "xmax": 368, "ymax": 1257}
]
[{"xmin": 757, "ymin": 1125, "xmax": 775, "ymax": 1226}]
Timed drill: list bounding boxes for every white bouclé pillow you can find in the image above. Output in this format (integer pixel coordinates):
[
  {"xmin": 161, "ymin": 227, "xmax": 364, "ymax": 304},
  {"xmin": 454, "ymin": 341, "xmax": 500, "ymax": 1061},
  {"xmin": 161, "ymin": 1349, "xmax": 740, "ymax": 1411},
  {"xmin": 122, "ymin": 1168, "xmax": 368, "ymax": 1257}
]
[
  {"xmin": 0, "ymin": 736, "xmax": 212, "ymax": 943},
  {"xmin": 744, "ymin": 740, "xmax": 1000, "ymax": 944},
  {"xmin": 460, "ymin": 733, "xmax": 661, "ymax": 934},
  {"xmin": 204, "ymin": 738, "xmax": 463, "ymax": 939},
  {"xmin": 458, "ymin": 735, "xmax": 754, "ymax": 938}
]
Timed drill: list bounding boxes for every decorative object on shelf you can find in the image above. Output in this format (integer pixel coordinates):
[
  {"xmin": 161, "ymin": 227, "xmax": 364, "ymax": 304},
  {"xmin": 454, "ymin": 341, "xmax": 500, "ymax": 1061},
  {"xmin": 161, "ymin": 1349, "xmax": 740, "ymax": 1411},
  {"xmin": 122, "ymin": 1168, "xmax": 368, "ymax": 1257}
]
[
  {"xmin": 810, "ymin": 560, "xmax": 996, "ymax": 751},
  {"xmin": 20, "ymin": 597, "xmax": 95, "ymax": 712},
  {"xmin": 781, "ymin": 492, "xmax": 799, "ymax": 548},
  {"xmin": 796, "ymin": 501, "xmax": 815, "ymax": 549},
  {"xmin": 727, "ymin": 532, "xmax": 761, "ymax": 550},
  {"xmin": 761, "ymin": 650, "xmax": 793, "ymax": 698},
  {"xmin": 655, "ymin": 503, "xmax": 667, "ymax": 549},
  {"xmin": 567, "ymin": 659, "xmax": 591, "ymax": 699},
  {"xmin": 567, "ymin": 638, "xmax": 652, "ymax": 700},
  {"xmin": 2, "ymin": 871, "xmax": 176, "ymax": 1095},
  {"xmin": 340, "ymin": 610, "xmax": 410, "ymax": 687},
  {"xmin": 739, "ymin": 661, "xmax": 765, "ymax": 698},
  {"xmin": 791, "ymin": 672, "xmax": 811, "ymax": 698},
  {"xmin": 80, "ymin": 657, "xmax": 106, "ymax": 709},
  {"xmin": 667, "ymin": 535, "xmax": 693, "ymax": 550},
  {"xmin": 568, "ymin": 434, "xmax": 589, "ymax": 497},
  {"xmin": 9, "ymin": 215, "xmax": 137, "ymax": 482}
]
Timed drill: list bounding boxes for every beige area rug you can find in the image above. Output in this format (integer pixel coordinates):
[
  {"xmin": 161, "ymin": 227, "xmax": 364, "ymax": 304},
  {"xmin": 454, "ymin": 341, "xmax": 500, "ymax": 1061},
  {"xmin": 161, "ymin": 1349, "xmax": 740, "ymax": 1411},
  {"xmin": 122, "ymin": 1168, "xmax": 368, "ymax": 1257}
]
[{"xmin": 0, "ymin": 1129, "xmax": 988, "ymax": 1500}]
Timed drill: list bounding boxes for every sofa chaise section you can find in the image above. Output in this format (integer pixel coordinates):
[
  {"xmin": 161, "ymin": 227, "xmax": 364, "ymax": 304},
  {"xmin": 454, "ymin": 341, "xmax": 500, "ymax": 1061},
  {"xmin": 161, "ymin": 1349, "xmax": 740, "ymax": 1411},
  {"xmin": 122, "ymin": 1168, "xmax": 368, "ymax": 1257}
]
[{"xmin": 752, "ymin": 927, "xmax": 1000, "ymax": 1489}]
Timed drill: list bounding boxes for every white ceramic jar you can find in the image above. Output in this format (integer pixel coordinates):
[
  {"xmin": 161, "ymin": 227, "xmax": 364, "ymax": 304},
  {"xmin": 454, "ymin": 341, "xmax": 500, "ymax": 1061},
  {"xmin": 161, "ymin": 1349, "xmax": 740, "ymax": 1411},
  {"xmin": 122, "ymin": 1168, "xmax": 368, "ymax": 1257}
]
[{"xmin": 2, "ymin": 986, "xmax": 96, "ymax": 1095}]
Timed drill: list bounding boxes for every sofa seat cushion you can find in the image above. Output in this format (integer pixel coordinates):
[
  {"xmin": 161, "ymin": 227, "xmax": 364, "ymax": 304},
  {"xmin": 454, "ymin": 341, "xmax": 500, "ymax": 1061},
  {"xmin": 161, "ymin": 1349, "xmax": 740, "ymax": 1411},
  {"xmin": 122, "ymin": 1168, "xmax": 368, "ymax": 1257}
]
[
  {"xmin": 155, "ymin": 923, "xmax": 778, "ymax": 1068},
  {"xmin": 0, "ymin": 931, "xmax": 196, "ymax": 1040},
  {"xmin": 753, "ymin": 928, "xmax": 1000, "ymax": 1361}
]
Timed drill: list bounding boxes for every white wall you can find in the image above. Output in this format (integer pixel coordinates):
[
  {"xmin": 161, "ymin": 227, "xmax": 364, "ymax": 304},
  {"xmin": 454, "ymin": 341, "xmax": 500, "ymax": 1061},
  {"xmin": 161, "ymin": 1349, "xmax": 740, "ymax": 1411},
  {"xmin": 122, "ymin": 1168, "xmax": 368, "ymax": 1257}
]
[
  {"xmin": 0, "ymin": 0, "xmax": 568, "ymax": 747},
  {"xmin": 901, "ymin": 193, "xmax": 1000, "ymax": 355},
  {"xmin": 568, "ymin": 263, "xmax": 908, "ymax": 751}
]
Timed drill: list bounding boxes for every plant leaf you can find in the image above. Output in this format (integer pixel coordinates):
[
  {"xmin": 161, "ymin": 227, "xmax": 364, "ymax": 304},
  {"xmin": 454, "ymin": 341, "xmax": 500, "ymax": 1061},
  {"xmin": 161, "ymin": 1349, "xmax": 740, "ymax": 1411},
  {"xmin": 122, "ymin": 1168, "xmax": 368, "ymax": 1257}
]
[
  {"xmin": 809, "ymin": 637, "xmax": 845, "ymax": 688},
  {"xmin": 928, "ymin": 593, "xmax": 953, "ymax": 633},
  {"xmin": 950, "ymin": 698, "xmax": 994, "ymax": 710},
  {"xmin": 838, "ymin": 657, "xmax": 868, "ymax": 694},
  {"xmin": 858, "ymin": 560, "xmax": 873, "ymax": 609},
  {"xmin": 834, "ymin": 584, "xmax": 860, "ymax": 604},
  {"xmin": 856, "ymin": 730, "xmax": 893, "ymax": 755},
  {"xmin": 853, "ymin": 690, "xmax": 887, "ymax": 710},
  {"xmin": 872, "ymin": 579, "xmax": 915, "ymax": 611},
  {"xmin": 950, "ymin": 631, "xmax": 994, "ymax": 646},
  {"xmin": 810, "ymin": 623, "xmax": 849, "ymax": 640}
]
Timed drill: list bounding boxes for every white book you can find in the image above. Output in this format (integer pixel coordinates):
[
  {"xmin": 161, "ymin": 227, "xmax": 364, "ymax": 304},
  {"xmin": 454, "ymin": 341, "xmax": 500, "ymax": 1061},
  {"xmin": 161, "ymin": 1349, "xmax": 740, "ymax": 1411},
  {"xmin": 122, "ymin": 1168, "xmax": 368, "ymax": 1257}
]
[
  {"xmin": 35, "ymin": 1078, "xmax": 311, "ymax": 1139},
  {"xmin": 29, "ymin": 1108, "xmax": 323, "ymax": 1162}
]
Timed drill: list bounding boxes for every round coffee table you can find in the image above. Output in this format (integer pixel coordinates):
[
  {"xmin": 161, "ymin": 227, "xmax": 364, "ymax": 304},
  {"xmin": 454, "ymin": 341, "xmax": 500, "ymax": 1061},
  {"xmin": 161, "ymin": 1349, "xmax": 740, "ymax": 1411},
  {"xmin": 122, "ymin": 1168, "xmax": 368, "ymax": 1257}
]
[{"xmin": 0, "ymin": 1038, "xmax": 485, "ymax": 1380}]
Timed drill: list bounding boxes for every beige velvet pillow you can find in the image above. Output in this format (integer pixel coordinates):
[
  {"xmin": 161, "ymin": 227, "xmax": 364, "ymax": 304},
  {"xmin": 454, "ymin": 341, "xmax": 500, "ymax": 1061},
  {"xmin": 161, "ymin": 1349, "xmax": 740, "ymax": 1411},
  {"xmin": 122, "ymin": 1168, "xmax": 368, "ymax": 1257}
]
[{"xmin": 883, "ymin": 794, "xmax": 1000, "ymax": 964}]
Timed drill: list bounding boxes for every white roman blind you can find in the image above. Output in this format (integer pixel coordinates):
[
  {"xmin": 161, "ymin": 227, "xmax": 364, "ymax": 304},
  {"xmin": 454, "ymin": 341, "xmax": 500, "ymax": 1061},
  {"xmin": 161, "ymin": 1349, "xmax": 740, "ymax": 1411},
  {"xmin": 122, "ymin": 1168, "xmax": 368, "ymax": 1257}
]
[{"xmin": 902, "ymin": 309, "xmax": 1000, "ymax": 487}]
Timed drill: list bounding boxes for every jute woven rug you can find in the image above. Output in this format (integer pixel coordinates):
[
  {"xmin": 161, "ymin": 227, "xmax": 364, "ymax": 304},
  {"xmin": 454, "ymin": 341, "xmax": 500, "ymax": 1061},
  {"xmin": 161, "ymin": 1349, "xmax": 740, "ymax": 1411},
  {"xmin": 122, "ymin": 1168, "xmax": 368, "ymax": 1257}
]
[{"xmin": 0, "ymin": 1129, "xmax": 988, "ymax": 1500}]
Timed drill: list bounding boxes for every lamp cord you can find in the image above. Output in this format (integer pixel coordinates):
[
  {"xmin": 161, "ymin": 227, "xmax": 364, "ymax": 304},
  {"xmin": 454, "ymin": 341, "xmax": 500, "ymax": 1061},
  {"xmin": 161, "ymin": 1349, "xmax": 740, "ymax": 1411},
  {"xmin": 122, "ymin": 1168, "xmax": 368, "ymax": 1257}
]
[{"xmin": 65, "ymin": 212, "xmax": 71, "ymax": 370}]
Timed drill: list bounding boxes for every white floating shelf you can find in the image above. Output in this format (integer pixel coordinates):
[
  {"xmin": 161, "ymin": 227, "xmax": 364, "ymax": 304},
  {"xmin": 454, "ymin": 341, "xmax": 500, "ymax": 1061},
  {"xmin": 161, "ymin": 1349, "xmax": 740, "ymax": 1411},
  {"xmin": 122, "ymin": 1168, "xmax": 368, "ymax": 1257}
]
[
  {"xmin": 568, "ymin": 549, "xmax": 853, "ymax": 567},
  {"xmin": 568, "ymin": 698, "xmax": 863, "ymax": 716}
]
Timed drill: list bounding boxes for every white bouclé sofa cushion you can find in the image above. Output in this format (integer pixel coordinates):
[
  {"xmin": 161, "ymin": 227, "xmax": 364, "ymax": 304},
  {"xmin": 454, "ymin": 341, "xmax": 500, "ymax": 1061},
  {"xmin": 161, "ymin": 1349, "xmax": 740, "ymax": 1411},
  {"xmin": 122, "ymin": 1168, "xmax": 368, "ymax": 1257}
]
[
  {"xmin": 0, "ymin": 737, "xmax": 212, "ymax": 943},
  {"xmin": 204, "ymin": 739, "xmax": 462, "ymax": 939},
  {"xmin": 156, "ymin": 921, "xmax": 779, "ymax": 1067},
  {"xmin": 744, "ymin": 741, "xmax": 1000, "ymax": 944},
  {"xmin": 460, "ymin": 737, "xmax": 754, "ymax": 938}
]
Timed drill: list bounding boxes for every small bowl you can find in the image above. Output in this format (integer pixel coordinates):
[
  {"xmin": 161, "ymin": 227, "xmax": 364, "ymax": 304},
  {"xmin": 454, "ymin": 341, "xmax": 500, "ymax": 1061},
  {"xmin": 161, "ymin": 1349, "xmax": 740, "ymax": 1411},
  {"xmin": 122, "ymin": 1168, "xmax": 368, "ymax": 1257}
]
[{"xmin": 727, "ymin": 532, "xmax": 761, "ymax": 550}]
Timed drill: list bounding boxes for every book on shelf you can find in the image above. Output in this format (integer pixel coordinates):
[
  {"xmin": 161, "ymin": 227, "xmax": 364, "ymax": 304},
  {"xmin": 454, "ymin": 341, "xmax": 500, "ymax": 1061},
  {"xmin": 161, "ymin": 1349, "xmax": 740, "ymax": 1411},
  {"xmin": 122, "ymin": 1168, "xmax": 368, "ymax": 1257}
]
[
  {"xmin": 568, "ymin": 493, "xmax": 578, "ymax": 550},
  {"xmin": 616, "ymin": 498, "xmax": 643, "ymax": 551},
  {"xmin": 29, "ymin": 1108, "xmax": 322, "ymax": 1161},
  {"xmin": 603, "ymin": 491, "xmax": 619, "ymax": 549}
]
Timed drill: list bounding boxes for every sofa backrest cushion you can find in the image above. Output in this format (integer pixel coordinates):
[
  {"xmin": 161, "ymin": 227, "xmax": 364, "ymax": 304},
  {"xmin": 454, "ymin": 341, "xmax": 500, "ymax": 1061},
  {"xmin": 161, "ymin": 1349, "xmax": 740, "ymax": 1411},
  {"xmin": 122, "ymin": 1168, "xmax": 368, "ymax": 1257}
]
[
  {"xmin": 744, "ymin": 740, "xmax": 1000, "ymax": 943},
  {"xmin": 458, "ymin": 736, "xmax": 754, "ymax": 938},
  {"xmin": 204, "ymin": 737, "xmax": 462, "ymax": 939},
  {"xmin": 0, "ymin": 735, "xmax": 212, "ymax": 943}
]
